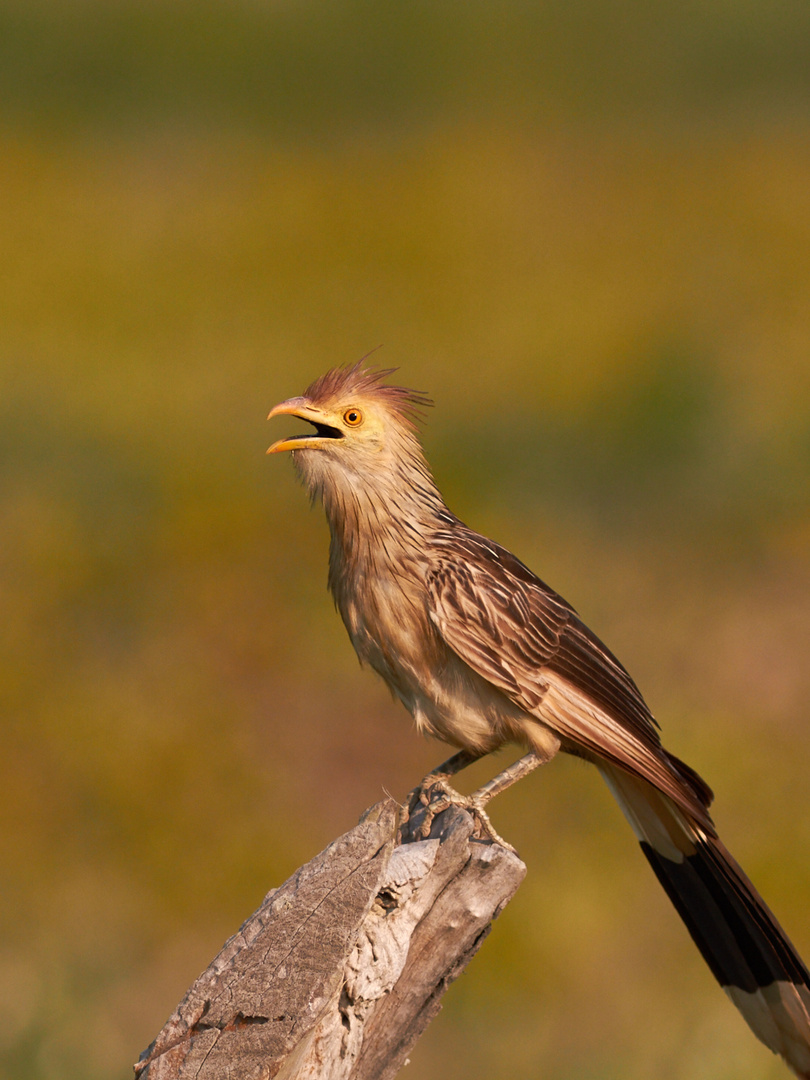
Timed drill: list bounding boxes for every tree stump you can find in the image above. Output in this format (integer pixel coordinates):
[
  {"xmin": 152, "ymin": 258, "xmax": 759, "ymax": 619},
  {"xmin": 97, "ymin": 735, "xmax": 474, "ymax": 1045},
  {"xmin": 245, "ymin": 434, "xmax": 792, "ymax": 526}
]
[{"xmin": 135, "ymin": 793, "xmax": 526, "ymax": 1080}]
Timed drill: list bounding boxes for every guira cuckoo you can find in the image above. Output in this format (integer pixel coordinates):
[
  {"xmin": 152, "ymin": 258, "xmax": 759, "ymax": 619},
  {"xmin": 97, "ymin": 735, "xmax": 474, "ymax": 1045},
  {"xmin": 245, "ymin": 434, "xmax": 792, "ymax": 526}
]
[{"xmin": 268, "ymin": 360, "xmax": 810, "ymax": 1076}]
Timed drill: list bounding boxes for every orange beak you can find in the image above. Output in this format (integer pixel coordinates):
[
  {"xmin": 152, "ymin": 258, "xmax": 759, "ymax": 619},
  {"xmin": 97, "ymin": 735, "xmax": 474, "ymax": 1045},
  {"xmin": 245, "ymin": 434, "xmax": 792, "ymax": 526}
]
[{"xmin": 267, "ymin": 397, "xmax": 339, "ymax": 454}]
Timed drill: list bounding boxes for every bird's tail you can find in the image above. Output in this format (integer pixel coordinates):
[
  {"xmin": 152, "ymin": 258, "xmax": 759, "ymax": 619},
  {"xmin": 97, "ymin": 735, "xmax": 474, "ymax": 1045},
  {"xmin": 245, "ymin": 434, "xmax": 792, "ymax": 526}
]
[{"xmin": 599, "ymin": 762, "xmax": 810, "ymax": 1078}]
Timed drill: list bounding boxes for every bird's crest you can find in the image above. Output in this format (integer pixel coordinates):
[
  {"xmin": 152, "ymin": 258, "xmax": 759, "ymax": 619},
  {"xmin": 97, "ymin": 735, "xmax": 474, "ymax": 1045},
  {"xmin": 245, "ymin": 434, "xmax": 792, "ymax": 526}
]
[{"xmin": 304, "ymin": 359, "xmax": 433, "ymax": 428}]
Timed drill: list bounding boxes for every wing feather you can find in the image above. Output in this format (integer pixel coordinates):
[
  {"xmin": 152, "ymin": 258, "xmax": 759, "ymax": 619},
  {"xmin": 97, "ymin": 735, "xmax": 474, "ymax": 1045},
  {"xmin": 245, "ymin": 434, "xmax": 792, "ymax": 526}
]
[{"xmin": 428, "ymin": 528, "xmax": 712, "ymax": 822}]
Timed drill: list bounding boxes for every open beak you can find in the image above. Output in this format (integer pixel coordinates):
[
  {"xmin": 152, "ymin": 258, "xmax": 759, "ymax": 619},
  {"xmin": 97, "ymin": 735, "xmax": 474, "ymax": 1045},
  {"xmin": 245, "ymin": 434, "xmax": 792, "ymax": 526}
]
[{"xmin": 267, "ymin": 397, "xmax": 343, "ymax": 454}]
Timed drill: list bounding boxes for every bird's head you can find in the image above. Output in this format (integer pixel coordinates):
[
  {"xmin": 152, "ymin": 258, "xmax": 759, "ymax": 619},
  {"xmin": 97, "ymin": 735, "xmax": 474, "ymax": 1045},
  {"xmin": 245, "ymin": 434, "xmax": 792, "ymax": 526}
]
[{"xmin": 267, "ymin": 360, "xmax": 435, "ymax": 507}]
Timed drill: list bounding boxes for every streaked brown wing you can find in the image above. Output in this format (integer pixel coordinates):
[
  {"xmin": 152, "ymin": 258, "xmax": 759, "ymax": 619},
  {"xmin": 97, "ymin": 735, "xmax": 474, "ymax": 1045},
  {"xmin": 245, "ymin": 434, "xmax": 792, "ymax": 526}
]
[{"xmin": 427, "ymin": 528, "xmax": 711, "ymax": 818}]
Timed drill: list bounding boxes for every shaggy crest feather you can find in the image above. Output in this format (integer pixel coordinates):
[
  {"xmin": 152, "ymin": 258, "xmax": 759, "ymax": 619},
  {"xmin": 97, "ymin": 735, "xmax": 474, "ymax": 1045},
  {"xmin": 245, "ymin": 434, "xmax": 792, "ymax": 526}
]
[{"xmin": 304, "ymin": 359, "xmax": 433, "ymax": 427}]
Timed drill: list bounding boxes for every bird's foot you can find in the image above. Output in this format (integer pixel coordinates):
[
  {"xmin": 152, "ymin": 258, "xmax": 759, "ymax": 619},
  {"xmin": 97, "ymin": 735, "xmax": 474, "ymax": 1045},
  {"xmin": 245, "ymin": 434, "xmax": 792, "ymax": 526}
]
[{"xmin": 407, "ymin": 776, "xmax": 516, "ymax": 853}]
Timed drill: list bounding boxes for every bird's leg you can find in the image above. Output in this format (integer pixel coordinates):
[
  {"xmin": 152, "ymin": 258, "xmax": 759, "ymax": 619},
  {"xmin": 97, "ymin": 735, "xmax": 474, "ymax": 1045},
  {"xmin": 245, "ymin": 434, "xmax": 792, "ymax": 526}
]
[
  {"xmin": 409, "ymin": 750, "xmax": 548, "ymax": 851},
  {"xmin": 469, "ymin": 751, "xmax": 548, "ymax": 805},
  {"xmin": 426, "ymin": 748, "xmax": 484, "ymax": 780}
]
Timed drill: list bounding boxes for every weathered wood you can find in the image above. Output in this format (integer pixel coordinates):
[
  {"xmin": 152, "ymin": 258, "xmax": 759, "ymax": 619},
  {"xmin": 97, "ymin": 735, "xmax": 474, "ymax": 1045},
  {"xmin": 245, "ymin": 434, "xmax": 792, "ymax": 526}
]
[{"xmin": 136, "ymin": 795, "xmax": 526, "ymax": 1080}]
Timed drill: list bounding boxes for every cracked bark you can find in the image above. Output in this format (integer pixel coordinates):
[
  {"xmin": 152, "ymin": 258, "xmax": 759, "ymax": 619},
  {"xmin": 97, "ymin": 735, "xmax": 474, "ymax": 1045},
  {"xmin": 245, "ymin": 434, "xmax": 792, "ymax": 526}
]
[{"xmin": 135, "ymin": 794, "xmax": 526, "ymax": 1080}]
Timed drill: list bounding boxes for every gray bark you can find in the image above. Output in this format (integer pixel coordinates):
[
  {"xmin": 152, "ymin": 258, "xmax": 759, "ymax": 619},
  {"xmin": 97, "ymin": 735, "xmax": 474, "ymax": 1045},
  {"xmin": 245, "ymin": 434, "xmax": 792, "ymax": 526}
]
[{"xmin": 135, "ymin": 796, "xmax": 526, "ymax": 1080}]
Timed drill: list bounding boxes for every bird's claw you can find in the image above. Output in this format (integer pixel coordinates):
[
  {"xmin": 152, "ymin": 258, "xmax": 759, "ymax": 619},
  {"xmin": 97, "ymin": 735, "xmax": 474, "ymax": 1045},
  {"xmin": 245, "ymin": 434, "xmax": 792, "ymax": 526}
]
[{"xmin": 407, "ymin": 776, "xmax": 517, "ymax": 853}]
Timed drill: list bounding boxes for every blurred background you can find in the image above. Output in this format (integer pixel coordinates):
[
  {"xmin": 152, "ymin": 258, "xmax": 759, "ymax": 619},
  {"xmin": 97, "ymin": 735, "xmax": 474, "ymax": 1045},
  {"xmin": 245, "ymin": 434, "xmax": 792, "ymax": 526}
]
[{"xmin": 2, "ymin": 2, "xmax": 810, "ymax": 1077}]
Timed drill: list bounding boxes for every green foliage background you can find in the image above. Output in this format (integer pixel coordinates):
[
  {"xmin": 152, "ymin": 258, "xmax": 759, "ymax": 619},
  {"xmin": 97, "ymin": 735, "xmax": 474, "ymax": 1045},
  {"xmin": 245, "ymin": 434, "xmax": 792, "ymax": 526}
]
[{"xmin": 2, "ymin": 3, "xmax": 810, "ymax": 1077}]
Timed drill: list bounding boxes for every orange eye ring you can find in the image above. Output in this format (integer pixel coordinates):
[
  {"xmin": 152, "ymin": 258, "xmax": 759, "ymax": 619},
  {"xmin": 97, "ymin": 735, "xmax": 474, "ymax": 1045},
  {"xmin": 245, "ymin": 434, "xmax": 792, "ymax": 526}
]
[{"xmin": 343, "ymin": 407, "xmax": 363, "ymax": 427}]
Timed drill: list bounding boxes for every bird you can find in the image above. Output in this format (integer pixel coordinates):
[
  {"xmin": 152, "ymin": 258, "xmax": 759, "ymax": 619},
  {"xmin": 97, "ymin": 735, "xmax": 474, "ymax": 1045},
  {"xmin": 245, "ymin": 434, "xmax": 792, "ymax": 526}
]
[{"xmin": 267, "ymin": 359, "xmax": 810, "ymax": 1077}]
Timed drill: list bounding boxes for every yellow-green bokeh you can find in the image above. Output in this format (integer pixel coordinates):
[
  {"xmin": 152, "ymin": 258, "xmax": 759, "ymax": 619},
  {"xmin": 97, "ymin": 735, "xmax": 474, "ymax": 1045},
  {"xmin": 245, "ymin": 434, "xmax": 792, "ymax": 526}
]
[{"xmin": 2, "ymin": 3, "xmax": 810, "ymax": 1078}]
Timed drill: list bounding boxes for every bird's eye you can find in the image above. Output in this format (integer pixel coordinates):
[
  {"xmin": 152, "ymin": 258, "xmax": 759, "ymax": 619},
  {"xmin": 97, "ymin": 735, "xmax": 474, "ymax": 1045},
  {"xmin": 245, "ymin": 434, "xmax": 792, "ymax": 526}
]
[{"xmin": 343, "ymin": 408, "xmax": 363, "ymax": 427}]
